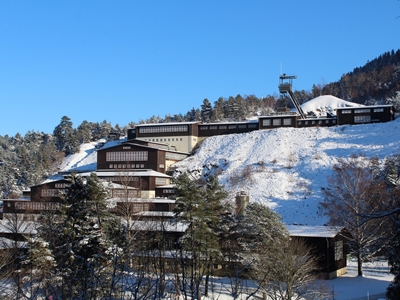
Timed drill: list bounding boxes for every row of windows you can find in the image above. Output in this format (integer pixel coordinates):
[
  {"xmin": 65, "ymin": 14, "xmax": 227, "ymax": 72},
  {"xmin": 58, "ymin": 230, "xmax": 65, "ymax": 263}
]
[
  {"xmin": 354, "ymin": 116, "xmax": 371, "ymax": 123},
  {"xmin": 200, "ymin": 124, "xmax": 257, "ymax": 130},
  {"xmin": 298, "ymin": 119, "xmax": 336, "ymax": 125},
  {"xmin": 15, "ymin": 202, "xmax": 61, "ymax": 210},
  {"xmin": 41, "ymin": 189, "xmax": 65, "ymax": 197},
  {"xmin": 55, "ymin": 183, "xmax": 69, "ymax": 188},
  {"xmin": 262, "ymin": 118, "xmax": 292, "ymax": 126},
  {"xmin": 106, "ymin": 177, "xmax": 139, "ymax": 182},
  {"xmin": 341, "ymin": 108, "xmax": 384, "ymax": 114},
  {"xmin": 112, "ymin": 190, "xmax": 138, "ymax": 198},
  {"xmin": 109, "ymin": 164, "xmax": 145, "ymax": 169},
  {"xmin": 145, "ymin": 138, "xmax": 183, "ymax": 142},
  {"xmin": 106, "ymin": 151, "xmax": 148, "ymax": 162},
  {"xmin": 354, "ymin": 109, "xmax": 371, "ymax": 114},
  {"xmin": 155, "ymin": 178, "xmax": 168, "ymax": 185},
  {"xmin": 139, "ymin": 125, "xmax": 188, "ymax": 133},
  {"xmin": 163, "ymin": 189, "xmax": 175, "ymax": 194}
]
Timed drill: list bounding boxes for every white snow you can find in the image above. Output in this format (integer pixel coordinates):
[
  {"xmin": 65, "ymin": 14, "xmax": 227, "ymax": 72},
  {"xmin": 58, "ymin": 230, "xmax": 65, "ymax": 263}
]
[{"xmin": 300, "ymin": 95, "xmax": 363, "ymax": 117}]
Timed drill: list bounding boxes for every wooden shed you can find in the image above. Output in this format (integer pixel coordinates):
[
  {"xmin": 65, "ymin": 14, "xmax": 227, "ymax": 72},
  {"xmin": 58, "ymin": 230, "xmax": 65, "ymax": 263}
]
[{"xmin": 287, "ymin": 225, "xmax": 349, "ymax": 279}]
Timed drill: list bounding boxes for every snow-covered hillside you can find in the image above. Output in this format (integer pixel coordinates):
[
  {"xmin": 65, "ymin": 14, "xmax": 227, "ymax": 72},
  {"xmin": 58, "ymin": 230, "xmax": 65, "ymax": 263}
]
[
  {"xmin": 57, "ymin": 95, "xmax": 400, "ymax": 226},
  {"xmin": 173, "ymin": 96, "xmax": 400, "ymax": 226}
]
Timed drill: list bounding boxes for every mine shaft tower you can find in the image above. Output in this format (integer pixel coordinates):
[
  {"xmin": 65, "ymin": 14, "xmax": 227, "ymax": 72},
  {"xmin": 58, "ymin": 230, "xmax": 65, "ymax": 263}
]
[{"xmin": 279, "ymin": 74, "xmax": 306, "ymax": 119}]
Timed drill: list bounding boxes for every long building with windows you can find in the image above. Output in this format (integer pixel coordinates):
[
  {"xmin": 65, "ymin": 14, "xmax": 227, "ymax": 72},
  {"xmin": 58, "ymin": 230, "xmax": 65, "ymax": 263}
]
[{"xmin": 127, "ymin": 104, "xmax": 395, "ymax": 153}]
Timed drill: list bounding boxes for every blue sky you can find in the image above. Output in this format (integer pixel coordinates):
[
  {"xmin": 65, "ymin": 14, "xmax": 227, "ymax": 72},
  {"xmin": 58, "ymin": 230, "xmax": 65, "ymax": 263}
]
[{"xmin": 1, "ymin": 1, "xmax": 399, "ymax": 136}]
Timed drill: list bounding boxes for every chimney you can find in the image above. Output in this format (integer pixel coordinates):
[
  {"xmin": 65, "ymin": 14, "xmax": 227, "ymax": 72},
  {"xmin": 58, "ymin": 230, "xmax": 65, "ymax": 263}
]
[{"xmin": 235, "ymin": 191, "xmax": 249, "ymax": 217}]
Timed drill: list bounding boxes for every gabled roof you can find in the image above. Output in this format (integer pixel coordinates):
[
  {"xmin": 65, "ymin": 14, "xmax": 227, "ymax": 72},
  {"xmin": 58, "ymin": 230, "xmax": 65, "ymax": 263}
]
[{"xmin": 286, "ymin": 225, "xmax": 344, "ymax": 238}]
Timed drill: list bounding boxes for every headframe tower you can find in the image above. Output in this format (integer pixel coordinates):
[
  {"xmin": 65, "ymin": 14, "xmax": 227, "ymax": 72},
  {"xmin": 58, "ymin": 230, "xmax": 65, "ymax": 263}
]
[{"xmin": 278, "ymin": 74, "xmax": 306, "ymax": 119}]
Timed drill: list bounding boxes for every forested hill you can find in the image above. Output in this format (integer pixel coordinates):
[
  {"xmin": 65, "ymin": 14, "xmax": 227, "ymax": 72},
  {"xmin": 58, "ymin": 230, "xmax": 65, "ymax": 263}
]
[
  {"xmin": 314, "ymin": 49, "xmax": 400, "ymax": 105},
  {"xmin": 1, "ymin": 49, "xmax": 400, "ymax": 197}
]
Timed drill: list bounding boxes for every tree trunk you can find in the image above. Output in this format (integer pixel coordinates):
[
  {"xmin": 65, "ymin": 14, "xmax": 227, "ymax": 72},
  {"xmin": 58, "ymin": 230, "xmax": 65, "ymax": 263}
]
[{"xmin": 357, "ymin": 252, "xmax": 363, "ymax": 276}]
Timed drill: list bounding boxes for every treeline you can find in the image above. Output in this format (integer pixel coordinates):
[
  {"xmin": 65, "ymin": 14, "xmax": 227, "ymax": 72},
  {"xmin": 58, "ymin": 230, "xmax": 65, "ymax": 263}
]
[
  {"xmin": 0, "ymin": 117, "xmax": 129, "ymax": 197},
  {"xmin": 314, "ymin": 49, "xmax": 400, "ymax": 105}
]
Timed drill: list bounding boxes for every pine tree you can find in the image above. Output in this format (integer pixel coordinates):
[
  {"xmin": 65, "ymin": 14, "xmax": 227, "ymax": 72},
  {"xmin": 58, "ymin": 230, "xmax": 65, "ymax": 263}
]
[
  {"xmin": 55, "ymin": 173, "xmax": 117, "ymax": 299},
  {"xmin": 173, "ymin": 174, "xmax": 228, "ymax": 300},
  {"xmin": 200, "ymin": 98, "xmax": 213, "ymax": 123}
]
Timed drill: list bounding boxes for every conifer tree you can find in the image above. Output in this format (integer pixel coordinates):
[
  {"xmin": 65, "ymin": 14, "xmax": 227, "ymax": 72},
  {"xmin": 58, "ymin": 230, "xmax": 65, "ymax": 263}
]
[
  {"xmin": 55, "ymin": 173, "xmax": 117, "ymax": 299},
  {"xmin": 173, "ymin": 174, "xmax": 228, "ymax": 300}
]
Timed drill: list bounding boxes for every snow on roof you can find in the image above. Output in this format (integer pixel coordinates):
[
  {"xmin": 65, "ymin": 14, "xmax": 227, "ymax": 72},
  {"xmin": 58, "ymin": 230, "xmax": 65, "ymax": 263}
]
[
  {"xmin": 201, "ymin": 119, "xmax": 259, "ymax": 126},
  {"xmin": 77, "ymin": 170, "xmax": 171, "ymax": 178},
  {"xmin": 135, "ymin": 121, "xmax": 200, "ymax": 127},
  {"xmin": 286, "ymin": 225, "xmax": 344, "ymax": 238},
  {"xmin": 107, "ymin": 198, "xmax": 175, "ymax": 203}
]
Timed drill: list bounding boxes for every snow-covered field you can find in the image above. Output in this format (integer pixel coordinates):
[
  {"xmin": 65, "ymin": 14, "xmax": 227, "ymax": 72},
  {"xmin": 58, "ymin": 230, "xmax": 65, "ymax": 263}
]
[{"xmin": 160, "ymin": 258, "xmax": 393, "ymax": 300}]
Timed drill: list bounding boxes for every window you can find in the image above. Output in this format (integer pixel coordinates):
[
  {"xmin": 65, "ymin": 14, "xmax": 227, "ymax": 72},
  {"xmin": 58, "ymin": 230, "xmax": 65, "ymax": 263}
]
[
  {"xmin": 209, "ymin": 125, "xmax": 218, "ymax": 130},
  {"xmin": 283, "ymin": 118, "xmax": 292, "ymax": 125},
  {"xmin": 55, "ymin": 183, "xmax": 69, "ymax": 188},
  {"xmin": 228, "ymin": 125, "xmax": 237, "ymax": 129},
  {"xmin": 219, "ymin": 125, "xmax": 227, "ymax": 129},
  {"xmin": 163, "ymin": 189, "xmax": 175, "ymax": 194},
  {"xmin": 354, "ymin": 115, "xmax": 371, "ymax": 123},
  {"xmin": 272, "ymin": 119, "xmax": 281, "ymax": 126},
  {"xmin": 248, "ymin": 124, "xmax": 257, "ymax": 128},
  {"xmin": 262, "ymin": 119, "xmax": 271, "ymax": 126},
  {"xmin": 112, "ymin": 190, "xmax": 137, "ymax": 198},
  {"xmin": 200, "ymin": 126, "xmax": 208, "ymax": 130},
  {"xmin": 354, "ymin": 109, "xmax": 371, "ymax": 114},
  {"xmin": 335, "ymin": 241, "xmax": 343, "ymax": 261},
  {"xmin": 374, "ymin": 108, "xmax": 384, "ymax": 113},
  {"xmin": 41, "ymin": 189, "xmax": 62, "ymax": 197},
  {"xmin": 341, "ymin": 110, "xmax": 351, "ymax": 114},
  {"xmin": 155, "ymin": 178, "xmax": 167, "ymax": 185},
  {"xmin": 238, "ymin": 124, "xmax": 247, "ymax": 129}
]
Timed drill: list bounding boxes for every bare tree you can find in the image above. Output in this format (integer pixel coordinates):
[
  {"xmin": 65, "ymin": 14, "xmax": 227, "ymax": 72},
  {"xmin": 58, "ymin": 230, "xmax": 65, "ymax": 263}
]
[
  {"xmin": 266, "ymin": 238, "xmax": 329, "ymax": 300},
  {"xmin": 320, "ymin": 154, "xmax": 389, "ymax": 276}
]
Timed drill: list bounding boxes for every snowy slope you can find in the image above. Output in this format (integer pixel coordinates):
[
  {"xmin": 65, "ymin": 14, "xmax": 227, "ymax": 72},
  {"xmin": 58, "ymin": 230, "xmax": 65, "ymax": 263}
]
[
  {"xmin": 173, "ymin": 96, "xmax": 400, "ymax": 226},
  {"xmin": 54, "ymin": 96, "xmax": 400, "ymax": 226}
]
